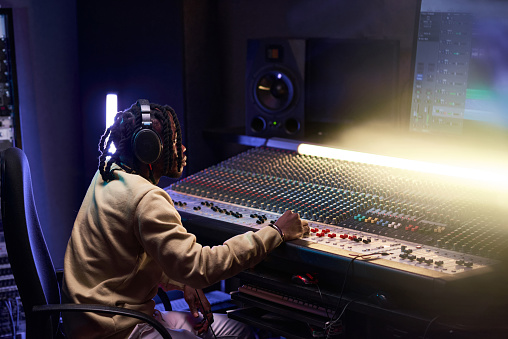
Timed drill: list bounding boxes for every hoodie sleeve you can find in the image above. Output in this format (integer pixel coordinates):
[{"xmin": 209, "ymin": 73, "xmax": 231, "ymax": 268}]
[{"xmin": 134, "ymin": 188, "xmax": 282, "ymax": 289}]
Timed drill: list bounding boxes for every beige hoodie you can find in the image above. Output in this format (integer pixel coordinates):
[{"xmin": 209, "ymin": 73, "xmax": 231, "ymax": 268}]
[{"xmin": 62, "ymin": 168, "xmax": 281, "ymax": 338}]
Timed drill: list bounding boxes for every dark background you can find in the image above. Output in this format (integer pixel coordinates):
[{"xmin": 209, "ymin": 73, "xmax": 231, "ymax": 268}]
[{"xmin": 1, "ymin": 0, "xmax": 419, "ymax": 269}]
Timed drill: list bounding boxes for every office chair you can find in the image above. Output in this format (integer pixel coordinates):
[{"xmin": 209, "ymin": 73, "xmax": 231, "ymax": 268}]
[{"xmin": 0, "ymin": 147, "xmax": 172, "ymax": 339}]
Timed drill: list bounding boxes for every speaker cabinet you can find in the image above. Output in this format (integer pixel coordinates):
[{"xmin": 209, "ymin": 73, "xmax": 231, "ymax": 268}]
[{"xmin": 245, "ymin": 39, "xmax": 305, "ymax": 138}]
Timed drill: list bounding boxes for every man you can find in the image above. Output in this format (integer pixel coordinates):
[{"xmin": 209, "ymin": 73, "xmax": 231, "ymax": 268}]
[{"xmin": 62, "ymin": 100, "xmax": 309, "ymax": 338}]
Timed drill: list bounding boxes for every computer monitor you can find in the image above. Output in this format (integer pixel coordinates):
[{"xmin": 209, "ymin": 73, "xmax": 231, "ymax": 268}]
[{"xmin": 409, "ymin": 0, "xmax": 508, "ymax": 152}]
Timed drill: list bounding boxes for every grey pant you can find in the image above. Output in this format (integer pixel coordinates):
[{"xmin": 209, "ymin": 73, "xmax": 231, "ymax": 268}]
[{"xmin": 128, "ymin": 310, "xmax": 256, "ymax": 339}]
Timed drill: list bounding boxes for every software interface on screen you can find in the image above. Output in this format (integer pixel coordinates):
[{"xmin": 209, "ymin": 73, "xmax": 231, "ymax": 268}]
[{"xmin": 410, "ymin": 0, "xmax": 508, "ymax": 136}]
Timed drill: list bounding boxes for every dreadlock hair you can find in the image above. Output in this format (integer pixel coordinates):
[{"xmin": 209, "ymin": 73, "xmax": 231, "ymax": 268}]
[{"xmin": 98, "ymin": 101, "xmax": 183, "ymax": 182}]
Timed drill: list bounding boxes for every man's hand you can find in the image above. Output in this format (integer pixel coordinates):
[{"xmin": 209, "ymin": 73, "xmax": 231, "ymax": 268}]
[
  {"xmin": 183, "ymin": 286, "xmax": 214, "ymax": 334},
  {"xmin": 275, "ymin": 210, "xmax": 309, "ymax": 241}
]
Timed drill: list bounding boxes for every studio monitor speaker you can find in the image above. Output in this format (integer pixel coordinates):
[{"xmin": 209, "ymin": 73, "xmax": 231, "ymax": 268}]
[{"xmin": 245, "ymin": 39, "xmax": 305, "ymax": 138}]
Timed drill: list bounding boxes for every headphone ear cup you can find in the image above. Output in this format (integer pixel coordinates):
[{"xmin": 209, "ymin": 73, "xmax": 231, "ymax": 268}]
[{"xmin": 132, "ymin": 128, "xmax": 162, "ymax": 164}]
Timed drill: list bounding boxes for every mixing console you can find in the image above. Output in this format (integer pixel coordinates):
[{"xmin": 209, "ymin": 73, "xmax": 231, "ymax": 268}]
[{"xmin": 167, "ymin": 146, "xmax": 507, "ymax": 278}]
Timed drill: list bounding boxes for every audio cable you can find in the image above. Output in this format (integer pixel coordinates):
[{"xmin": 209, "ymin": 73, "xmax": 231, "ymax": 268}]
[
  {"xmin": 15, "ymin": 297, "xmax": 20, "ymax": 335},
  {"xmin": 3, "ymin": 299, "xmax": 15, "ymax": 339},
  {"xmin": 334, "ymin": 252, "xmax": 390, "ymax": 315},
  {"xmin": 315, "ymin": 282, "xmax": 332, "ymax": 319},
  {"xmin": 148, "ymin": 164, "xmax": 156, "ymax": 185},
  {"xmin": 422, "ymin": 315, "xmax": 440, "ymax": 339},
  {"xmin": 325, "ymin": 298, "xmax": 358, "ymax": 339},
  {"xmin": 324, "ymin": 252, "xmax": 391, "ymax": 337},
  {"xmin": 195, "ymin": 288, "xmax": 217, "ymax": 339}
]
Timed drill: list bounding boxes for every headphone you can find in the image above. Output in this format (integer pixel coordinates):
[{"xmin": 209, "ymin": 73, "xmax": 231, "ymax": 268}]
[{"xmin": 131, "ymin": 99, "xmax": 163, "ymax": 164}]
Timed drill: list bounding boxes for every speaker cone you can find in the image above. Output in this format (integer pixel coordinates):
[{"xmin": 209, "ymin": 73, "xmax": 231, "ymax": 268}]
[{"xmin": 254, "ymin": 70, "xmax": 294, "ymax": 112}]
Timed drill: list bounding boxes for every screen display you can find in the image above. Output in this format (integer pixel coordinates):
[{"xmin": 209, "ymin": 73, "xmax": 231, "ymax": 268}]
[{"xmin": 410, "ymin": 0, "xmax": 508, "ymax": 137}]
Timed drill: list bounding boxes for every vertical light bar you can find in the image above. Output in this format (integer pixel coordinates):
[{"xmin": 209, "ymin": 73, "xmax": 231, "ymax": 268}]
[
  {"xmin": 106, "ymin": 93, "xmax": 118, "ymax": 128},
  {"xmin": 106, "ymin": 93, "xmax": 118, "ymax": 153}
]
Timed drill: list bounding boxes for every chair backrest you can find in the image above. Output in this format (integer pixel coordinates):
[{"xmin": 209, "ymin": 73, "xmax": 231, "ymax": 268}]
[{"xmin": 1, "ymin": 147, "xmax": 62, "ymax": 336}]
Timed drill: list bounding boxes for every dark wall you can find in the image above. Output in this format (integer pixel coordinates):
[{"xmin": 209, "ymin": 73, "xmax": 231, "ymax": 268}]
[
  {"xmin": 181, "ymin": 0, "xmax": 224, "ymax": 176},
  {"xmin": 77, "ymin": 0, "xmax": 185, "ymax": 190},
  {"xmin": 3, "ymin": 0, "xmax": 81, "ymax": 270}
]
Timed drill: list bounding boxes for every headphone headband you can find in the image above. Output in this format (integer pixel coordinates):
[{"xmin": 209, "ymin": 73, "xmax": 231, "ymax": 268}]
[{"xmin": 138, "ymin": 99, "xmax": 152, "ymax": 126}]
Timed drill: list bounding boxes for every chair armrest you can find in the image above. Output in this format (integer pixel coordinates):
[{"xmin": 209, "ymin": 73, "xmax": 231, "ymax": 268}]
[
  {"xmin": 32, "ymin": 303, "xmax": 172, "ymax": 339},
  {"xmin": 157, "ymin": 287, "xmax": 173, "ymax": 311}
]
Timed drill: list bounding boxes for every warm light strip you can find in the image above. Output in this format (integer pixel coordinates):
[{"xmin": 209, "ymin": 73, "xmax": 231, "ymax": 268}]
[{"xmin": 297, "ymin": 143, "xmax": 508, "ymax": 188}]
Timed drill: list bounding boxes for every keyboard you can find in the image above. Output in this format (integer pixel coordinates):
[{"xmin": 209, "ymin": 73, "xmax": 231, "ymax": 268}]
[{"xmin": 237, "ymin": 284, "xmax": 334, "ymax": 318}]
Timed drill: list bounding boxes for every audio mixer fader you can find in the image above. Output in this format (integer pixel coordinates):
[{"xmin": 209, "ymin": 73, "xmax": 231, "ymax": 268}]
[{"xmin": 166, "ymin": 147, "xmax": 507, "ymax": 278}]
